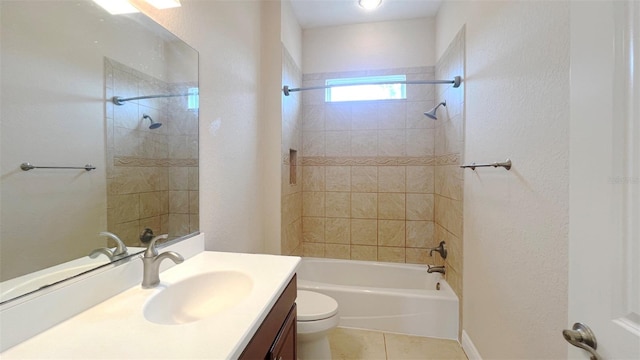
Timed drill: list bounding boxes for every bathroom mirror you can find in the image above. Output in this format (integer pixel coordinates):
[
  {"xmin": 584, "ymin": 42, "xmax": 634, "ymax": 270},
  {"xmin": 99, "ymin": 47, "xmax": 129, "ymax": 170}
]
[{"xmin": 0, "ymin": 1, "xmax": 199, "ymax": 304}]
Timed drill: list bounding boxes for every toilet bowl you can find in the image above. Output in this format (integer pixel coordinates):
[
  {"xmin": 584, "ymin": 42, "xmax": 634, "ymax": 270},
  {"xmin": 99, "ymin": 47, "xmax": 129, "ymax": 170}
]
[{"xmin": 296, "ymin": 290, "xmax": 339, "ymax": 360}]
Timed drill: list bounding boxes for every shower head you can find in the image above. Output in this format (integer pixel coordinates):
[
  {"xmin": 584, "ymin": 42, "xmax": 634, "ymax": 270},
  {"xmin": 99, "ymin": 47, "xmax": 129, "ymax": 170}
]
[
  {"xmin": 142, "ymin": 114, "xmax": 162, "ymax": 129},
  {"xmin": 424, "ymin": 101, "xmax": 447, "ymax": 120}
]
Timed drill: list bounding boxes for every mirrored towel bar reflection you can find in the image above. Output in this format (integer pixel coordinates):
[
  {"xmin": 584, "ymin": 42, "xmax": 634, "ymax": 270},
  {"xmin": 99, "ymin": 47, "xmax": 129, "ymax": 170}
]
[
  {"xmin": 460, "ymin": 159, "xmax": 512, "ymax": 171},
  {"xmin": 112, "ymin": 93, "xmax": 193, "ymax": 105},
  {"xmin": 20, "ymin": 162, "xmax": 96, "ymax": 171}
]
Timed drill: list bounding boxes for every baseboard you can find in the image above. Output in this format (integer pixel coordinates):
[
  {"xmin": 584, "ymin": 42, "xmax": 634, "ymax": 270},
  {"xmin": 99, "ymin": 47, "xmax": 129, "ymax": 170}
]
[{"xmin": 461, "ymin": 330, "xmax": 482, "ymax": 360}]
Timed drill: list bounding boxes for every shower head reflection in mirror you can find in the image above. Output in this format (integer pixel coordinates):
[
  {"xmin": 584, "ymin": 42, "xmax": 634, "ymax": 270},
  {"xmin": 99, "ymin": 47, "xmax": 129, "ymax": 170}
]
[{"xmin": 143, "ymin": 114, "xmax": 162, "ymax": 129}]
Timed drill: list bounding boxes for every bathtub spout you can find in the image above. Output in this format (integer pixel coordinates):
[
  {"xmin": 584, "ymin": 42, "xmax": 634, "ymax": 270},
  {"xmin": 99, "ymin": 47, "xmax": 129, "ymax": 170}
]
[{"xmin": 427, "ymin": 265, "xmax": 445, "ymax": 274}]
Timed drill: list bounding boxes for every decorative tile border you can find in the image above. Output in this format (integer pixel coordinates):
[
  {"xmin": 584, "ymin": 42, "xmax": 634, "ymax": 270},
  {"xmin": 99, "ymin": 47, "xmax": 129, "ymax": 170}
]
[
  {"xmin": 114, "ymin": 156, "xmax": 198, "ymax": 167},
  {"xmin": 300, "ymin": 156, "xmax": 436, "ymax": 166},
  {"xmin": 435, "ymin": 153, "xmax": 460, "ymax": 166},
  {"xmin": 295, "ymin": 154, "xmax": 460, "ymax": 166}
]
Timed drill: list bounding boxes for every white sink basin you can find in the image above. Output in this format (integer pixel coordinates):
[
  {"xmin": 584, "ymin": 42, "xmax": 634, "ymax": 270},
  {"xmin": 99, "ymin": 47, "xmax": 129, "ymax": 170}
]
[{"xmin": 144, "ymin": 271, "xmax": 253, "ymax": 325}]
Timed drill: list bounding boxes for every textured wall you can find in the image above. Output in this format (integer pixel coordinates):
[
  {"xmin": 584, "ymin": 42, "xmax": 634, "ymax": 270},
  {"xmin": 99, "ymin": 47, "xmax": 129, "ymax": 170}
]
[
  {"xmin": 303, "ymin": 18, "xmax": 436, "ymax": 74},
  {"xmin": 138, "ymin": 1, "xmax": 266, "ymax": 253},
  {"xmin": 437, "ymin": 1, "xmax": 570, "ymax": 358},
  {"xmin": 281, "ymin": 0, "xmax": 302, "ymax": 69}
]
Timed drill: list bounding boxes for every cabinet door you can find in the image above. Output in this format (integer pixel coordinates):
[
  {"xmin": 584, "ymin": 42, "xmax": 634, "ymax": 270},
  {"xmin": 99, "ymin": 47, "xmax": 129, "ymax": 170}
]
[
  {"xmin": 269, "ymin": 304, "xmax": 296, "ymax": 360},
  {"xmin": 239, "ymin": 276, "xmax": 297, "ymax": 360}
]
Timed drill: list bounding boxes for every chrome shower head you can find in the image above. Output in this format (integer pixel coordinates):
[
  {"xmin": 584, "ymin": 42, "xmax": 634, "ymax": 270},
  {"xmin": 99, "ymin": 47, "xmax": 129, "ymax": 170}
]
[
  {"xmin": 424, "ymin": 101, "xmax": 447, "ymax": 120},
  {"xmin": 142, "ymin": 114, "xmax": 162, "ymax": 129}
]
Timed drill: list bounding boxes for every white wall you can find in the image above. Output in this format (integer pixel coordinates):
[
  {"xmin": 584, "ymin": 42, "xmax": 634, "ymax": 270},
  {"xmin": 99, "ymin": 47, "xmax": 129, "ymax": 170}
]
[
  {"xmin": 260, "ymin": 0, "xmax": 284, "ymax": 254},
  {"xmin": 436, "ymin": 1, "xmax": 570, "ymax": 358},
  {"xmin": 262, "ymin": 0, "xmax": 303, "ymax": 255},
  {"xmin": 136, "ymin": 1, "xmax": 266, "ymax": 253},
  {"xmin": 435, "ymin": 1, "xmax": 473, "ymax": 61},
  {"xmin": 281, "ymin": 0, "xmax": 302, "ymax": 69},
  {"xmin": 303, "ymin": 17, "xmax": 436, "ymax": 74}
]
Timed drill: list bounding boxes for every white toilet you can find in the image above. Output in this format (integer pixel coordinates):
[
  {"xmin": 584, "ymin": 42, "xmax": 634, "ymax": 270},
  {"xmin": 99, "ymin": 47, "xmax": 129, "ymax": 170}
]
[{"xmin": 296, "ymin": 290, "xmax": 339, "ymax": 360}]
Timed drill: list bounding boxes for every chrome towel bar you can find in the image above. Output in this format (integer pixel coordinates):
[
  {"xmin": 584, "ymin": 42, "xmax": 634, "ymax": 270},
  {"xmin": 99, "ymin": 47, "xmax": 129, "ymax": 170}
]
[
  {"xmin": 460, "ymin": 159, "xmax": 512, "ymax": 171},
  {"xmin": 20, "ymin": 162, "xmax": 96, "ymax": 171}
]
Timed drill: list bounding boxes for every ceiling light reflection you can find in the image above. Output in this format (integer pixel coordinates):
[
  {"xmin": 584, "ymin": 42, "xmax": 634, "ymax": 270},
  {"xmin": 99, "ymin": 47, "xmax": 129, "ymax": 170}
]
[
  {"xmin": 358, "ymin": 0, "xmax": 382, "ymax": 10},
  {"xmin": 92, "ymin": 0, "xmax": 140, "ymax": 15},
  {"xmin": 144, "ymin": 0, "xmax": 181, "ymax": 9}
]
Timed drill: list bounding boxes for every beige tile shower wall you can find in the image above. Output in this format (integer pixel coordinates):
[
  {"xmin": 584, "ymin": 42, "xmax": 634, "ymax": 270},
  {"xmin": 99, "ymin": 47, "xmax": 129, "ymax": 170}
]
[
  {"xmin": 435, "ymin": 28, "xmax": 465, "ymax": 297},
  {"xmin": 435, "ymin": 27, "xmax": 465, "ymax": 338},
  {"xmin": 300, "ymin": 67, "xmax": 443, "ymax": 264},
  {"xmin": 105, "ymin": 59, "xmax": 198, "ymax": 247},
  {"xmin": 281, "ymin": 46, "xmax": 303, "ymax": 256}
]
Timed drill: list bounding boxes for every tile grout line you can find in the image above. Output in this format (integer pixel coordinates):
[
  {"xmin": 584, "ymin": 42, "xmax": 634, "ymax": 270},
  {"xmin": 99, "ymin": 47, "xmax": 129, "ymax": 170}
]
[{"xmin": 383, "ymin": 332, "xmax": 389, "ymax": 360}]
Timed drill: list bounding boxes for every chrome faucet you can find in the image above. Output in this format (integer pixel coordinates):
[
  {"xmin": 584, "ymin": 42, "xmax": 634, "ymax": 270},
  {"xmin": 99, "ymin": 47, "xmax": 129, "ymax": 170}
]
[
  {"xmin": 428, "ymin": 241, "xmax": 447, "ymax": 259},
  {"xmin": 427, "ymin": 265, "xmax": 446, "ymax": 274},
  {"xmin": 89, "ymin": 231, "xmax": 129, "ymax": 260},
  {"xmin": 142, "ymin": 234, "xmax": 184, "ymax": 289}
]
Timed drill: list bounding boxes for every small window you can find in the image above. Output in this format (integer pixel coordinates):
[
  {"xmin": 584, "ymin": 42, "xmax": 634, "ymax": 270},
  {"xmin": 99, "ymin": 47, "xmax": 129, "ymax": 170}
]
[
  {"xmin": 325, "ymin": 75, "xmax": 406, "ymax": 102},
  {"xmin": 187, "ymin": 87, "xmax": 199, "ymax": 110}
]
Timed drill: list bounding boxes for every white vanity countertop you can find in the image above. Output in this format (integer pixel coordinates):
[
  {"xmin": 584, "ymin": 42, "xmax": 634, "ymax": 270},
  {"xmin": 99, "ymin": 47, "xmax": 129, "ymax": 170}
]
[{"xmin": 1, "ymin": 251, "xmax": 300, "ymax": 359}]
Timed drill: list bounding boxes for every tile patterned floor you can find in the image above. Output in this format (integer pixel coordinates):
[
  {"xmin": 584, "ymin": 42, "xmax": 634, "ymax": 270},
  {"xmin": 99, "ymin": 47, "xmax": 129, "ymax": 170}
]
[{"xmin": 328, "ymin": 327, "xmax": 468, "ymax": 360}]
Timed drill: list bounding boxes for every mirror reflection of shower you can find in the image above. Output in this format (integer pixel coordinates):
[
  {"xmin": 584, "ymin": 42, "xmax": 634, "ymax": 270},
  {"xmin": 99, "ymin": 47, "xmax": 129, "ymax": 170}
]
[
  {"xmin": 142, "ymin": 114, "xmax": 162, "ymax": 129},
  {"xmin": 424, "ymin": 100, "xmax": 446, "ymax": 120}
]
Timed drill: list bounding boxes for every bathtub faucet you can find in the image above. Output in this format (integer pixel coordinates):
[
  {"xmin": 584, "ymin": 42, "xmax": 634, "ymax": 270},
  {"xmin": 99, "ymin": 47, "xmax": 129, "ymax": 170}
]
[
  {"xmin": 428, "ymin": 241, "xmax": 447, "ymax": 259},
  {"xmin": 427, "ymin": 265, "xmax": 445, "ymax": 274}
]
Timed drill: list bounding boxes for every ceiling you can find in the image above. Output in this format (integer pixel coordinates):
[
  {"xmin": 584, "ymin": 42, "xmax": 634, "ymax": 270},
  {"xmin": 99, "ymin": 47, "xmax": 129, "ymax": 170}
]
[{"xmin": 289, "ymin": 0, "xmax": 442, "ymax": 29}]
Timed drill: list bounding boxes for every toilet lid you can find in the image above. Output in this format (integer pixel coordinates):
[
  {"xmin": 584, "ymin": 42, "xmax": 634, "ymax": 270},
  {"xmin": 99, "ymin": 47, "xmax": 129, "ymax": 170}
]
[{"xmin": 296, "ymin": 290, "xmax": 338, "ymax": 321}]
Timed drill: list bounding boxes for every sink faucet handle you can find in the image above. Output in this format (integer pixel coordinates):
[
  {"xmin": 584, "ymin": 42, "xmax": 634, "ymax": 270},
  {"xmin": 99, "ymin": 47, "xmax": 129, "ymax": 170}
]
[
  {"xmin": 141, "ymin": 234, "xmax": 182, "ymax": 289},
  {"xmin": 144, "ymin": 234, "xmax": 169, "ymax": 258}
]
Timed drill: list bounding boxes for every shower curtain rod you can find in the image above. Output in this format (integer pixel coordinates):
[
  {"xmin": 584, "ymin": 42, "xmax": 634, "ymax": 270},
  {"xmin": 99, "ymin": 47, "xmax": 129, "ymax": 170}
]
[
  {"xmin": 282, "ymin": 76, "xmax": 461, "ymax": 96},
  {"xmin": 112, "ymin": 92, "xmax": 194, "ymax": 105}
]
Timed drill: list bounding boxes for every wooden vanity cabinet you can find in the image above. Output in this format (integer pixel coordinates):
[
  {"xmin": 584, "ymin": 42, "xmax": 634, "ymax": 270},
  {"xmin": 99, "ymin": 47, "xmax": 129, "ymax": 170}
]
[{"xmin": 239, "ymin": 275, "xmax": 297, "ymax": 360}]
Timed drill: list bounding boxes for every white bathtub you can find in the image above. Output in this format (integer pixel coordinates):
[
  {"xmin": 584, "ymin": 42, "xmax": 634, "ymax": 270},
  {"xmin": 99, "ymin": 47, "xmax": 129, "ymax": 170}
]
[{"xmin": 297, "ymin": 257, "xmax": 459, "ymax": 340}]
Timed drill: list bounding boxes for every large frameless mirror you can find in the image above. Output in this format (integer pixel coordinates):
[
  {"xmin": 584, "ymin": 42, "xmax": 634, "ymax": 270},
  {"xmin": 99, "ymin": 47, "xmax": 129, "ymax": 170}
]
[{"xmin": 0, "ymin": 0, "xmax": 199, "ymax": 305}]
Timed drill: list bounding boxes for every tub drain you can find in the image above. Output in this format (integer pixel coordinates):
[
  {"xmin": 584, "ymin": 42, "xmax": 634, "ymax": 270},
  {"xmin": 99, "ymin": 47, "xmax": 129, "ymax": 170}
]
[{"xmin": 436, "ymin": 282, "xmax": 441, "ymax": 290}]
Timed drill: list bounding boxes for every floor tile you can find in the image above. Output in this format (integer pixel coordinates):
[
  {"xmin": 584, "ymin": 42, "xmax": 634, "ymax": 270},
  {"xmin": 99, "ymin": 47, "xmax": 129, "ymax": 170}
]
[
  {"xmin": 328, "ymin": 327, "xmax": 387, "ymax": 360},
  {"xmin": 384, "ymin": 333, "xmax": 467, "ymax": 360}
]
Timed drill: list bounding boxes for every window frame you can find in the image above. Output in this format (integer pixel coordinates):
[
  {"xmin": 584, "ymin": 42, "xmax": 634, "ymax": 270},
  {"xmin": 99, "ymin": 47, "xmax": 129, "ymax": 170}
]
[{"xmin": 325, "ymin": 74, "xmax": 407, "ymax": 103}]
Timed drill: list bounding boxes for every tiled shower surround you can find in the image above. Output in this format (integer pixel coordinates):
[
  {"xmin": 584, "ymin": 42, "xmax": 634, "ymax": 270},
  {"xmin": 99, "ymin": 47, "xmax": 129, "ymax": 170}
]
[
  {"xmin": 435, "ymin": 28, "xmax": 465, "ymax": 332},
  {"xmin": 282, "ymin": 33, "xmax": 465, "ymax": 306},
  {"xmin": 434, "ymin": 27, "xmax": 464, "ymax": 338},
  {"xmin": 105, "ymin": 58, "xmax": 199, "ymax": 247},
  {"xmin": 299, "ymin": 66, "xmax": 443, "ymax": 263},
  {"xmin": 281, "ymin": 46, "xmax": 303, "ymax": 256}
]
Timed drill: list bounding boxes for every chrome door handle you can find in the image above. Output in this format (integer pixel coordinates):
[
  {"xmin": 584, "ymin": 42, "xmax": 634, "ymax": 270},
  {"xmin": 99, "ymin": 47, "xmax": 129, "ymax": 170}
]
[{"xmin": 562, "ymin": 323, "xmax": 603, "ymax": 360}]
